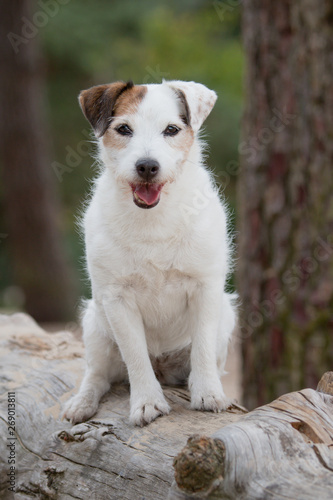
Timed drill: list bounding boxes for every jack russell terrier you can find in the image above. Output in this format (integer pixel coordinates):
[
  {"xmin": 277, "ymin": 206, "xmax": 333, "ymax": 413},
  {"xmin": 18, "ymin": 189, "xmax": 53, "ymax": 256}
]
[{"xmin": 63, "ymin": 80, "xmax": 237, "ymax": 426}]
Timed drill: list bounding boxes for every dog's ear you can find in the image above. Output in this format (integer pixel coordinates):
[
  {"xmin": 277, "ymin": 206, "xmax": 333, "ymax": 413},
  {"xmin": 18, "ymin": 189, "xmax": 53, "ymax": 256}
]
[
  {"xmin": 79, "ymin": 81, "xmax": 134, "ymax": 137},
  {"xmin": 166, "ymin": 80, "xmax": 217, "ymax": 133}
]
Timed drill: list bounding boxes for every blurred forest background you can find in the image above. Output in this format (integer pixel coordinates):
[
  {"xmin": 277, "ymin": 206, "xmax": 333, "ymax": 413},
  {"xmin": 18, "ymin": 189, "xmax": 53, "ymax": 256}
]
[{"xmin": 0, "ymin": 0, "xmax": 242, "ymax": 313}]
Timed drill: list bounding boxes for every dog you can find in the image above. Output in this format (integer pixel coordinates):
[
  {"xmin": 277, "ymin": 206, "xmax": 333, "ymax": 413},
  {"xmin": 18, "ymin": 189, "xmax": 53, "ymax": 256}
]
[{"xmin": 62, "ymin": 79, "xmax": 237, "ymax": 426}]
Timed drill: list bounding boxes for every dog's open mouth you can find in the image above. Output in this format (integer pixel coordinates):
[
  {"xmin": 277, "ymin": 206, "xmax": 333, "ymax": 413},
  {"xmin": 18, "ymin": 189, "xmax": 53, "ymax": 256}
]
[{"xmin": 130, "ymin": 183, "xmax": 163, "ymax": 209}]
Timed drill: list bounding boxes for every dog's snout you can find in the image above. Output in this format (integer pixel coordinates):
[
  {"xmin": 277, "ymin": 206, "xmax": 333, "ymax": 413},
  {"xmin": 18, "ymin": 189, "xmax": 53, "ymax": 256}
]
[{"xmin": 135, "ymin": 158, "xmax": 160, "ymax": 181}]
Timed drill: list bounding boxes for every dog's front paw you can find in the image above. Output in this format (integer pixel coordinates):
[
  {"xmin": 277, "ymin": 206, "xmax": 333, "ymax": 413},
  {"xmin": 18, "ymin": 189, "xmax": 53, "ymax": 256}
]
[
  {"xmin": 189, "ymin": 375, "xmax": 232, "ymax": 413},
  {"xmin": 191, "ymin": 392, "xmax": 232, "ymax": 412},
  {"xmin": 62, "ymin": 391, "xmax": 99, "ymax": 424},
  {"xmin": 130, "ymin": 393, "xmax": 170, "ymax": 427}
]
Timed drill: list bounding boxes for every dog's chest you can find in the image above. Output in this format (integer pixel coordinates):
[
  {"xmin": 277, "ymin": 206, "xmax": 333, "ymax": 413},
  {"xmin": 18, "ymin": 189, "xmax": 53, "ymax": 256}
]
[
  {"xmin": 148, "ymin": 268, "xmax": 196, "ymax": 329},
  {"xmin": 119, "ymin": 254, "xmax": 199, "ymax": 327},
  {"xmin": 123, "ymin": 259, "xmax": 197, "ymax": 297}
]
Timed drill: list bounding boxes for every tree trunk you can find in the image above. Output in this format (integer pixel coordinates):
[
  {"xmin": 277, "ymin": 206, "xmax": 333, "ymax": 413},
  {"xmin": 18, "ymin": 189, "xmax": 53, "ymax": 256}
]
[
  {"xmin": 0, "ymin": 0, "xmax": 76, "ymax": 321},
  {"xmin": 238, "ymin": 0, "xmax": 333, "ymax": 409}
]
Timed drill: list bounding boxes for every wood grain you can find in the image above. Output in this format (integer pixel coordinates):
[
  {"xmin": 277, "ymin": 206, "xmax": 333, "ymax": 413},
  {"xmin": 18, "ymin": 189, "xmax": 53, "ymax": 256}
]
[{"xmin": 171, "ymin": 372, "xmax": 333, "ymax": 499}]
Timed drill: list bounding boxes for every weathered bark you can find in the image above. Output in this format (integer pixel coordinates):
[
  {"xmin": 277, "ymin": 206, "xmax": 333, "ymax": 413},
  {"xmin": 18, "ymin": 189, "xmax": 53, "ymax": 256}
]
[
  {"xmin": 0, "ymin": 0, "xmax": 76, "ymax": 321},
  {"xmin": 0, "ymin": 314, "xmax": 244, "ymax": 500},
  {"xmin": 238, "ymin": 0, "xmax": 333, "ymax": 408},
  {"xmin": 170, "ymin": 371, "xmax": 333, "ymax": 499}
]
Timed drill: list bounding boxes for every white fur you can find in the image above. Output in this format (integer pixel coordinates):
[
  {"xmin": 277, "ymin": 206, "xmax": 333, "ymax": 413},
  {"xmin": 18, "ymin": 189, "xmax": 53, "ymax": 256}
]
[{"xmin": 63, "ymin": 80, "xmax": 237, "ymax": 426}]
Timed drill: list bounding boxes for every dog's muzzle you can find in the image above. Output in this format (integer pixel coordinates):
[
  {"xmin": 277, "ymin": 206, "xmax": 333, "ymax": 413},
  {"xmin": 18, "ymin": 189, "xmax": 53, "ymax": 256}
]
[{"xmin": 131, "ymin": 158, "xmax": 163, "ymax": 209}]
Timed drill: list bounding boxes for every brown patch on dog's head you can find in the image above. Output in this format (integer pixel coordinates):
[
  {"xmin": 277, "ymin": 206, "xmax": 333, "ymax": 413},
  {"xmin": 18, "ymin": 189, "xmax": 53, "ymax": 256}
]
[
  {"xmin": 177, "ymin": 128, "xmax": 194, "ymax": 154},
  {"xmin": 79, "ymin": 81, "xmax": 147, "ymax": 137},
  {"xmin": 168, "ymin": 126, "xmax": 194, "ymax": 155},
  {"xmin": 113, "ymin": 85, "xmax": 147, "ymax": 117},
  {"xmin": 101, "ymin": 84, "xmax": 148, "ymax": 150}
]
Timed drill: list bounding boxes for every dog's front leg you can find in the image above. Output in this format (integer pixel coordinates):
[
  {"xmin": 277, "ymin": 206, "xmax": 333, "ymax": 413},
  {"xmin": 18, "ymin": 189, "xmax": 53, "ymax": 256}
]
[
  {"xmin": 189, "ymin": 284, "xmax": 231, "ymax": 412},
  {"xmin": 102, "ymin": 293, "xmax": 170, "ymax": 426}
]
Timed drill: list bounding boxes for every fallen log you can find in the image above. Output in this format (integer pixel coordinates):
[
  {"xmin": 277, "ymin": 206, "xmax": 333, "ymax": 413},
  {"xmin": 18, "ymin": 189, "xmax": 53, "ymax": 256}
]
[
  {"xmin": 0, "ymin": 313, "xmax": 244, "ymax": 500},
  {"xmin": 170, "ymin": 372, "xmax": 333, "ymax": 499},
  {"xmin": 1, "ymin": 313, "xmax": 332, "ymax": 500}
]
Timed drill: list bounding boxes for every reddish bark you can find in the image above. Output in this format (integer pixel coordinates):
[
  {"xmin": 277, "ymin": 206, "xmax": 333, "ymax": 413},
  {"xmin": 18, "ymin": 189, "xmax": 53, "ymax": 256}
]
[{"xmin": 238, "ymin": 0, "xmax": 333, "ymax": 408}]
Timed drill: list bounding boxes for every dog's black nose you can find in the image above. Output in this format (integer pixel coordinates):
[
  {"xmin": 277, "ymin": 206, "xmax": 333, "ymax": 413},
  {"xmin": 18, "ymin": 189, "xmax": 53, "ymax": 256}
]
[{"xmin": 135, "ymin": 158, "xmax": 160, "ymax": 181}]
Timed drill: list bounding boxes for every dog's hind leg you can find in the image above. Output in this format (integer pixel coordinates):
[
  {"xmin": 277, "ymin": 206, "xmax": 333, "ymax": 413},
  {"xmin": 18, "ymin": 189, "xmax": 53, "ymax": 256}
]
[{"xmin": 62, "ymin": 299, "xmax": 127, "ymax": 424}]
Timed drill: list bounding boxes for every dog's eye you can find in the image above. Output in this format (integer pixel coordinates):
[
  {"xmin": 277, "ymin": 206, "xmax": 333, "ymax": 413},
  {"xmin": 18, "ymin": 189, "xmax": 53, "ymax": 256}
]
[
  {"xmin": 163, "ymin": 125, "xmax": 180, "ymax": 137},
  {"xmin": 116, "ymin": 124, "xmax": 133, "ymax": 136}
]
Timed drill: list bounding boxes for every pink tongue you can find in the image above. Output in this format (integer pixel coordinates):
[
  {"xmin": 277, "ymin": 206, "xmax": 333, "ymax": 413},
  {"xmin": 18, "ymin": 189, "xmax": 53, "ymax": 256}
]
[{"xmin": 135, "ymin": 184, "xmax": 161, "ymax": 205}]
